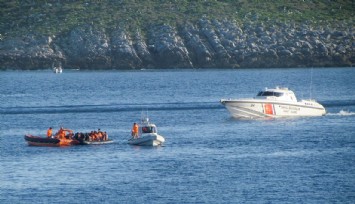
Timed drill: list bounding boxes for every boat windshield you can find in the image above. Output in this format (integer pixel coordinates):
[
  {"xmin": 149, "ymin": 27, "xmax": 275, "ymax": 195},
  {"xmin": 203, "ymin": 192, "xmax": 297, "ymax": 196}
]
[
  {"xmin": 257, "ymin": 91, "xmax": 283, "ymax": 97},
  {"xmin": 142, "ymin": 126, "xmax": 156, "ymax": 133}
]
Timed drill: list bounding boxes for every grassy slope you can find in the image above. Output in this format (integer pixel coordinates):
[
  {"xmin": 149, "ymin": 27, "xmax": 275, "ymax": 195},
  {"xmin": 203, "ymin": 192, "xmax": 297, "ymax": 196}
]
[{"xmin": 0, "ymin": 0, "xmax": 354, "ymax": 38}]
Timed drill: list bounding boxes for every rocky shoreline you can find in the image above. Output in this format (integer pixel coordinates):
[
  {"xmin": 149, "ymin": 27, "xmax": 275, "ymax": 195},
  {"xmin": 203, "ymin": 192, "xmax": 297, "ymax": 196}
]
[{"xmin": 0, "ymin": 18, "xmax": 353, "ymax": 70}]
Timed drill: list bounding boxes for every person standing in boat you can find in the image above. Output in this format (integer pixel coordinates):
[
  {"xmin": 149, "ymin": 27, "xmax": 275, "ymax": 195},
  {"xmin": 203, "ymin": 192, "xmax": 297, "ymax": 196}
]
[
  {"xmin": 55, "ymin": 127, "xmax": 73, "ymax": 139},
  {"xmin": 132, "ymin": 123, "xmax": 139, "ymax": 139},
  {"xmin": 55, "ymin": 127, "xmax": 65, "ymax": 139},
  {"xmin": 47, "ymin": 127, "xmax": 53, "ymax": 138}
]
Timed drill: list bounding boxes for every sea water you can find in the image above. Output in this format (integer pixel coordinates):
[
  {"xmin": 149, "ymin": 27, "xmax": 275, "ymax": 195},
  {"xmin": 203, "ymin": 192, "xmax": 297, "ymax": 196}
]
[{"xmin": 0, "ymin": 68, "xmax": 354, "ymax": 203}]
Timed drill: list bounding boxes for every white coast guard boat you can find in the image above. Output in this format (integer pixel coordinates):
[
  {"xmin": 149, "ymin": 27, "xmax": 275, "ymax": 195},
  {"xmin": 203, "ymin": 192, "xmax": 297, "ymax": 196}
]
[
  {"xmin": 128, "ymin": 117, "xmax": 165, "ymax": 146},
  {"xmin": 220, "ymin": 87, "xmax": 326, "ymax": 119}
]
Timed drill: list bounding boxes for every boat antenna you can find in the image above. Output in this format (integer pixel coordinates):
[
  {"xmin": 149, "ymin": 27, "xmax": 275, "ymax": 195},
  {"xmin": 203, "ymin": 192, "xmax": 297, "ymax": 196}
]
[
  {"xmin": 309, "ymin": 67, "xmax": 313, "ymax": 99},
  {"xmin": 141, "ymin": 109, "xmax": 149, "ymax": 122}
]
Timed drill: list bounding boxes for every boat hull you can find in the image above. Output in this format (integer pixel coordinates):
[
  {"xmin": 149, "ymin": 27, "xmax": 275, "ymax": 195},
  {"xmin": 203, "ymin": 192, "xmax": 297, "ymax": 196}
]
[
  {"xmin": 128, "ymin": 134, "xmax": 165, "ymax": 146},
  {"xmin": 221, "ymin": 99, "xmax": 326, "ymax": 119},
  {"xmin": 24, "ymin": 135, "xmax": 79, "ymax": 147},
  {"xmin": 79, "ymin": 139, "xmax": 114, "ymax": 145}
]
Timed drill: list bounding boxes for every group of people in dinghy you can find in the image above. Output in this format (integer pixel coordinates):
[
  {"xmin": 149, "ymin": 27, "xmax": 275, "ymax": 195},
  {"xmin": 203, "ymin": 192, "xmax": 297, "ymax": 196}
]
[
  {"xmin": 47, "ymin": 127, "xmax": 108, "ymax": 142},
  {"xmin": 73, "ymin": 129, "xmax": 109, "ymax": 142}
]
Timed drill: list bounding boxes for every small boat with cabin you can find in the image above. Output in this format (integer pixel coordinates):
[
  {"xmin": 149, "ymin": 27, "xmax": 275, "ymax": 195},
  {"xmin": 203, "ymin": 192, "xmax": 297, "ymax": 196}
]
[
  {"xmin": 52, "ymin": 62, "xmax": 63, "ymax": 74},
  {"xmin": 128, "ymin": 117, "xmax": 165, "ymax": 146},
  {"xmin": 220, "ymin": 86, "xmax": 326, "ymax": 119}
]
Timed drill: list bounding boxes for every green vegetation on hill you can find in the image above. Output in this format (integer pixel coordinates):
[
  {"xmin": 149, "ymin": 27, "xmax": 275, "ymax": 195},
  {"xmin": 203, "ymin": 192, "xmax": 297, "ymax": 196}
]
[{"xmin": 0, "ymin": 0, "xmax": 354, "ymax": 38}]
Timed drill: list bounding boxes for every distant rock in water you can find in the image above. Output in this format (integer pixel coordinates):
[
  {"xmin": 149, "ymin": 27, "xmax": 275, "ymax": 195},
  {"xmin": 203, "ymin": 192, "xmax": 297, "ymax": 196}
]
[{"xmin": 0, "ymin": 19, "xmax": 353, "ymax": 69}]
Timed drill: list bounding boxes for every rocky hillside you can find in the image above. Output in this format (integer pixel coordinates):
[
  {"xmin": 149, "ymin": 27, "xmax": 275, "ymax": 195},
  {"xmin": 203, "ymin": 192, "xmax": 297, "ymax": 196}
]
[{"xmin": 0, "ymin": 0, "xmax": 354, "ymax": 69}]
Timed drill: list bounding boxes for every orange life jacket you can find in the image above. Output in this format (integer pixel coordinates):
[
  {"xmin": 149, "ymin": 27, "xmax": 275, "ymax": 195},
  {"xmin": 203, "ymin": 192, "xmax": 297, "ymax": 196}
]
[
  {"xmin": 133, "ymin": 124, "xmax": 139, "ymax": 133},
  {"xmin": 47, "ymin": 129, "xmax": 52, "ymax": 137},
  {"xmin": 98, "ymin": 132, "xmax": 103, "ymax": 140},
  {"xmin": 59, "ymin": 130, "xmax": 66, "ymax": 139}
]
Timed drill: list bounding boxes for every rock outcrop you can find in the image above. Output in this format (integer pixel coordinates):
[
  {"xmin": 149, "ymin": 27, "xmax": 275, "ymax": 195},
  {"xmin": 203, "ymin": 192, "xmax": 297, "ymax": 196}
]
[
  {"xmin": 0, "ymin": 34, "xmax": 64, "ymax": 69},
  {"xmin": 0, "ymin": 19, "xmax": 353, "ymax": 69},
  {"xmin": 148, "ymin": 24, "xmax": 193, "ymax": 68},
  {"xmin": 59, "ymin": 25, "xmax": 111, "ymax": 69},
  {"xmin": 110, "ymin": 28, "xmax": 142, "ymax": 69}
]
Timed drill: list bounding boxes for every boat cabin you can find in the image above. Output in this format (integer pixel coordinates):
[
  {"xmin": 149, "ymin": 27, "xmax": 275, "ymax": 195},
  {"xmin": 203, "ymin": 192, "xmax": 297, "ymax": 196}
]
[
  {"xmin": 255, "ymin": 87, "xmax": 297, "ymax": 102},
  {"xmin": 139, "ymin": 117, "xmax": 158, "ymax": 135},
  {"xmin": 141, "ymin": 124, "xmax": 157, "ymax": 134}
]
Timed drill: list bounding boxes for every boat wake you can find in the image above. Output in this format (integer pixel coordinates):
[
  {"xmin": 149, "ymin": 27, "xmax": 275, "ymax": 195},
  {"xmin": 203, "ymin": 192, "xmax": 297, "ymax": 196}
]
[
  {"xmin": 1, "ymin": 99, "xmax": 354, "ymax": 115},
  {"xmin": 327, "ymin": 110, "xmax": 355, "ymax": 116},
  {"xmin": 233, "ymin": 147, "xmax": 352, "ymax": 159},
  {"xmin": 0, "ymin": 102, "xmax": 222, "ymax": 115}
]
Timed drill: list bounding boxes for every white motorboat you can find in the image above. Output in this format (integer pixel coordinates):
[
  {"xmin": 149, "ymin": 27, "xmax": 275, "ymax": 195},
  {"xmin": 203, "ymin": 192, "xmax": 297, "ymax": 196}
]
[
  {"xmin": 128, "ymin": 117, "xmax": 165, "ymax": 146},
  {"xmin": 53, "ymin": 66, "xmax": 62, "ymax": 74},
  {"xmin": 220, "ymin": 87, "xmax": 326, "ymax": 119},
  {"xmin": 52, "ymin": 62, "xmax": 63, "ymax": 74}
]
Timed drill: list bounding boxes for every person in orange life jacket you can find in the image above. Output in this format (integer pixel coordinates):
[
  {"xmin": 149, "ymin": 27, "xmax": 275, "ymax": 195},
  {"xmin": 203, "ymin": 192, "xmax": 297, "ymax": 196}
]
[
  {"xmin": 132, "ymin": 123, "xmax": 139, "ymax": 139},
  {"xmin": 56, "ymin": 127, "xmax": 66, "ymax": 139},
  {"xmin": 56, "ymin": 127, "xmax": 73, "ymax": 139},
  {"xmin": 47, "ymin": 127, "xmax": 53, "ymax": 138},
  {"xmin": 97, "ymin": 129, "xmax": 103, "ymax": 141}
]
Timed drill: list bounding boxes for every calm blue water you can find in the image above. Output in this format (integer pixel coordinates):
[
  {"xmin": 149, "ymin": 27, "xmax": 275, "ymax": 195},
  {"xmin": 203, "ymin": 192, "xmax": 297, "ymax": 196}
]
[{"xmin": 1, "ymin": 68, "xmax": 355, "ymax": 203}]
